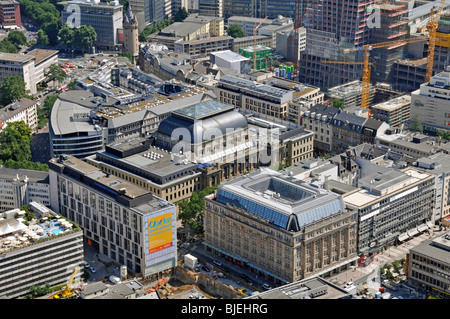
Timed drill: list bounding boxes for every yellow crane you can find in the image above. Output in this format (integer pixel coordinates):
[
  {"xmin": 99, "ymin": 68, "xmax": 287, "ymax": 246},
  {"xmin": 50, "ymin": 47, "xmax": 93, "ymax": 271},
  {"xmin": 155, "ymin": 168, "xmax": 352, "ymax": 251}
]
[
  {"xmin": 51, "ymin": 266, "xmax": 79, "ymax": 299},
  {"xmin": 425, "ymin": 0, "xmax": 447, "ymax": 82},
  {"xmin": 323, "ymin": 37, "xmax": 427, "ymax": 116},
  {"xmin": 253, "ymin": 16, "xmax": 268, "ymax": 70}
]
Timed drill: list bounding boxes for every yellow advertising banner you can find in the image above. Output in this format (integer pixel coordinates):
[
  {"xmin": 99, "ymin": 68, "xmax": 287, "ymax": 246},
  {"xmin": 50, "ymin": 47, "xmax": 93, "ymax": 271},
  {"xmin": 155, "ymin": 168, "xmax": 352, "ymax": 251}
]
[{"xmin": 148, "ymin": 212, "xmax": 173, "ymax": 254}]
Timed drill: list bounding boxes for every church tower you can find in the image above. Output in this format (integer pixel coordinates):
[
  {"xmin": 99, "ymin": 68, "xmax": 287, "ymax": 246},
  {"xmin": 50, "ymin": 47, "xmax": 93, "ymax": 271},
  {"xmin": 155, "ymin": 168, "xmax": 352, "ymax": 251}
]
[{"xmin": 123, "ymin": 5, "xmax": 139, "ymax": 64}]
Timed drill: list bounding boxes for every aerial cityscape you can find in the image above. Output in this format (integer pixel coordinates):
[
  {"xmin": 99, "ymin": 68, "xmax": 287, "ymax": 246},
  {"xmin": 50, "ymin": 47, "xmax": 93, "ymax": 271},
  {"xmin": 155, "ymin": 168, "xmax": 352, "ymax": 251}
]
[{"xmin": 0, "ymin": 0, "xmax": 449, "ymax": 306}]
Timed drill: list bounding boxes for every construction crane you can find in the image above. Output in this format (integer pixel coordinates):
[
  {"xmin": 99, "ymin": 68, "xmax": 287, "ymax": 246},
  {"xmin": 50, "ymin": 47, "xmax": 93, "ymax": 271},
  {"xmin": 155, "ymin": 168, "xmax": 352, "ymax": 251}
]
[
  {"xmin": 253, "ymin": 16, "xmax": 268, "ymax": 70},
  {"xmin": 425, "ymin": 0, "xmax": 447, "ymax": 82},
  {"xmin": 50, "ymin": 266, "xmax": 79, "ymax": 299},
  {"xmin": 323, "ymin": 37, "xmax": 427, "ymax": 116}
]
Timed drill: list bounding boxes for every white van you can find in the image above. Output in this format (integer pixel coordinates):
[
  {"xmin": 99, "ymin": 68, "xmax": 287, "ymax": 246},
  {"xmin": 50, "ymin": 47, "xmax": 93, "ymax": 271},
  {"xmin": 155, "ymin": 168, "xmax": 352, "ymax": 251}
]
[{"xmin": 109, "ymin": 275, "xmax": 122, "ymax": 284}]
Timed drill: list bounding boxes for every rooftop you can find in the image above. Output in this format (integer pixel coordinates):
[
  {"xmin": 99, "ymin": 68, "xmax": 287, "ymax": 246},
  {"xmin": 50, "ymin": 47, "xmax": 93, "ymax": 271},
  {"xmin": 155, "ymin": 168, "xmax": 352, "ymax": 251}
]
[
  {"xmin": 172, "ymin": 100, "xmax": 233, "ymax": 120},
  {"xmin": 410, "ymin": 231, "xmax": 450, "ymax": 264},
  {"xmin": 372, "ymin": 95, "xmax": 411, "ymax": 111},
  {"xmin": 25, "ymin": 49, "xmax": 58, "ymax": 64},
  {"xmin": 215, "ymin": 168, "xmax": 345, "ymax": 230}
]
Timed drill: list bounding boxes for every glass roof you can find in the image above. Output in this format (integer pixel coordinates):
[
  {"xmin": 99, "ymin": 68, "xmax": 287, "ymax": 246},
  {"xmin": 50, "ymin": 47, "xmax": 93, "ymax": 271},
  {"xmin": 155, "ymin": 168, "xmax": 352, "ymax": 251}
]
[{"xmin": 172, "ymin": 100, "xmax": 234, "ymax": 120}]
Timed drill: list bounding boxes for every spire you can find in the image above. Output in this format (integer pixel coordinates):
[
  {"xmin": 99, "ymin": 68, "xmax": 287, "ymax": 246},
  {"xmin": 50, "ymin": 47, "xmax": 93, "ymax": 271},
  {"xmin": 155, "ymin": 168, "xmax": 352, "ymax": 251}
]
[{"xmin": 126, "ymin": 4, "xmax": 135, "ymax": 24}]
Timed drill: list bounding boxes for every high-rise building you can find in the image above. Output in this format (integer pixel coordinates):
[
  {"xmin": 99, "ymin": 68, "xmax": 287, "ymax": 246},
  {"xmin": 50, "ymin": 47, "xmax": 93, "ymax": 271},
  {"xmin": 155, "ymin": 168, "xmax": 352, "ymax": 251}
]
[
  {"xmin": 60, "ymin": 0, "xmax": 123, "ymax": 50},
  {"xmin": 48, "ymin": 155, "xmax": 178, "ymax": 276},
  {"xmin": 198, "ymin": 0, "xmax": 222, "ymax": 17},
  {"xmin": 299, "ymin": 0, "xmax": 374, "ymax": 89}
]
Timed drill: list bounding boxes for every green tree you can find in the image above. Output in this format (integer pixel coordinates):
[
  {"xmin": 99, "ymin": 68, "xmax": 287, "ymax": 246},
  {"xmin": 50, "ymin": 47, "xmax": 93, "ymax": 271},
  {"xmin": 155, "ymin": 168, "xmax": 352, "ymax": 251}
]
[
  {"xmin": 119, "ymin": 51, "xmax": 133, "ymax": 63},
  {"xmin": 72, "ymin": 24, "xmax": 97, "ymax": 51},
  {"xmin": 407, "ymin": 116, "xmax": 423, "ymax": 133},
  {"xmin": 0, "ymin": 38, "xmax": 19, "ymax": 53},
  {"xmin": 227, "ymin": 24, "xmax": 245, "ymax": 38},
  {"xmin": 174, "ymin": 7, "xmax": 189, "ymax": 22},
  {"xmin": 178, "ymin": 185, "xmax": 218, "ymax": 235},
  {"xmin": 36, "ymin": 29, "xmax": 49, "ymax": 45},
  {"xmin": 332, "ymin": 99, "xmax": 344, "ymax": 109},
  {"xmin": 0, "ymin": 76, "xmax": 28, "ymax": 105},
  {"xmin": 7, "ymin": 30, "xmax": 27, "ymax": 46},
  {"xmin": 42, "ymin": 20, "xmax": 61, "ymax": 46},
  {"xmin": 0, "ymin": 121, "xmax": 33, "ymax": 163},
  {"xmin": 58, "ymin": 24, "xmax": 74, "ymax": 47}
]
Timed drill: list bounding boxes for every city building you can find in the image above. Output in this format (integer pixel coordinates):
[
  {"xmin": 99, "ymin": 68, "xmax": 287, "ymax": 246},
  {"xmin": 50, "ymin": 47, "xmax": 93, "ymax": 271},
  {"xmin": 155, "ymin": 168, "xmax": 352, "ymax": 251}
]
[
  {"xmin": 25, "ymin": 49, "xmax": 59, "ymax": 86},
  {"xmin": 326, "ymin": 81, "xmax": 376, "ymax": 111},
  {"xmin": 341, "ymin": 161, "xmax": 435, "ymax": 258},
  {"xmin": 49, "ymin": 90, "xmax": 107, "ymax": 158},
  {"xmin": 301, "ymin": 105, "xmax": 339, "ymax": 153},
  {"xmin": 198, "ymin": 0, "xmax": 222, "ymax": 17},
  {"xmin": 246, "ymin": 276, "xmax": 352, "ymax": 299},
  {"xmin": 60, "ymin": 0, "xmax": 123, "ymax": 50},
  {"xmin": 415, "ymin": 152, "xmax": 450, "ymax": 223},
  {"xmin": 0, "ymin": 206, "xmax": 83, "ymax": 299},
  {"xmin": 239, "ymin": 45, "xmax": 272, "ymax": 70},
  {"xmin": 392, "ymin": 58, "xmax": 428, "ymax": 93},
  {"xmin": 204, "ymin": 168, "xmax": 358, "ymax": 284},
  {"xmin": 123, "ymin": 6, "xmax": 139, "ymax": 64},
  {"xmin": 370, "ymin": 2, "xmax": 409, "ymax": 84},
  {"xmin": 407, "ymin": 231, "xmax": 450, "ymax": 299},
  {"xmin": 48, "ymin": 155, "xmax": 178, "ymax": 276},
  {"xmin": 174, "ymin": 35, "xmax": 234, "ymax": 55},
  {"xmin": 184, "ymin": 14, "xmax": 225, "ymax": 37},
  {"xmin": 276, "ymin": 27, "xmax": 306, "ymax": 63},
  {"xmin": 330, "ymin": 112, "xmax": 369, "ymax": 154},
  {"xmin": 215, "ymin": 74, "xmax": 293, "ymax": 120},
  {"xmin": 0, "ymin": 53, "xmax": 36, "ymax": 94},
  {"xmin": 371, "ymin": 95, "xmax": 411, "ymax": 127},
  {"xmin": 0, "ymin": 98, "xmax": 38, "ymax": 133},
  {"xmin": 232, "ymin": 35, "xmax": 272, "ymax": 53},
  {"xmin": 85, "ymin": 137, "xmax": 202, "ymax": 204},
  {"xmin": 209, "ymin": 50, "xmax": 251, "ymax": 74},
  {"xmin": 410, "ymin": 70, "xmax": 450, "ymax": 134},
  {"xmin": 0, "ymin": 168, "xmax": 50, "ymax": 211},
  {"xmin": 376, "ymin": 131, "xmax": 440, "ymax": 159},
  {"xmin": 299, "ymin": 0, "xmax": 373, "ymax": 89},
  {"xmin": 0, "ymin": 0, "xmax": 21, "ymax": 29}
]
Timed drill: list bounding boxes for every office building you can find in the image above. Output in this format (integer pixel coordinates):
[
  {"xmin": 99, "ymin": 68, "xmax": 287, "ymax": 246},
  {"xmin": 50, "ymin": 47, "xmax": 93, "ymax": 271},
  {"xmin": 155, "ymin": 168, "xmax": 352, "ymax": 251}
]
[
  {"xmin": 198, "ymin": 0, "xmax": 222, "ymax": 17},
  {"xmin": 0, "ymin": 168, "xmax": 50, "ymax": 211},
  {"xmin": 415, "ymin": 152, "xmax": 450, "ymax": 223},
  {"xmin": 407, "ymin": 231, "xmax": 450, "ymax": 299},
  {"xmin": 376, "ymin": 132, "xmax": 440, "ymax": 159},
  {"xmin": 204, "ymin": 168, "xmax": 358, "ymax": 284},
  {"xmin": 371, "ymin": 95, "xmax": 411, "ymax": 127},
  {"xmin": 0, "ymin": 206, "xmax": 83, "ymax": 299},
  {"xmin": 48, "ymin": 155, "xmax": 178, "ymax": 276},
  {"xmin": 341, "ymin": 161, "xmax": 435, "ymax": 256},
  {"xmin": 215, "ymin": 75, "xmax": 293, "ymax": 120},
  {"xmin": 326, "ymin": 81, "xmax": 376, "ymax": 110},
  {"xmin": 60, "ymin": 0, "xmax": 123, "ymax": 50},
  {"xmin": 0, "ymin": 0, "xmax": 20, "ymax": 29},
  {"xmin": 276, "ymin": 27, "xmax": 306, "ymax": 63},
  {"xmin": 232, "ymin": 35, "xmax": 272, "ymax": 53},
  {"xmin": 411, "ymin": 71, "xmax": 450, "ymax": 134}
]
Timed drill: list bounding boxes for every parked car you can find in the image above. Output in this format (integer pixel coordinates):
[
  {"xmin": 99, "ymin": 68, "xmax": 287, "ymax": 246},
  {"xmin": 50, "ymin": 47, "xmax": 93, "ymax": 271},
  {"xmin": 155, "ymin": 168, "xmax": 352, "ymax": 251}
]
[
  {"xmin": 84, "ymin": 262, "xmax": 90, "ymax": 268},
  {"xmin": 238, "ymin": 288, "xmax": 249, "ymax": 295},
  {"xmin": 213, "ymin": 260, "xmax": 222, "ymax": 267},
  {"xmin": 262, "ymin": 284, "xmax": 272, "ymax": 291},
  {"xmin": 89, "ymin": 266, "xmax": 96, "ymax": 273},
  {"xmin": 201, "ymin": 265, "xmax": 211, "ymax": 272}
]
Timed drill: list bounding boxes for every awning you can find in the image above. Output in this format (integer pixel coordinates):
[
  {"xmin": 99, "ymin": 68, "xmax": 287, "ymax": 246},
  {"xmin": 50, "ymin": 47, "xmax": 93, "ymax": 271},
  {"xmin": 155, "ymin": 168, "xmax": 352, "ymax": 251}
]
[
  {"xmin": 426, "ymin": 221, "xmax": 434, "ymax": 229},
  {"xmin": 398, "ymin": 233, "xmax": 409, "ymax": 242},
  {"xmin": 408, "ymin": 229, "xmax": 419, "ymax": 237},
  {"xmin": 418, "ymin": 224, "xmax": 428, "ymax": 232}
]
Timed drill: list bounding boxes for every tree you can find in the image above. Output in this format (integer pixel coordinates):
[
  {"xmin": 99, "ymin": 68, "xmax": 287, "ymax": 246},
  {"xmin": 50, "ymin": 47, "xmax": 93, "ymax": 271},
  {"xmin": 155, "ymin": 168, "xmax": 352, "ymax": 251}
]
[
  {"xmin": 46, "ymin": 64, "xmax": 67, "ymax": 89},
  {"xmin": 58, "ymin": 24, "xmax": 74, "ymax": 47},
  {"xmin": 119, "ymin": 51, "xmax": 133, "ymax": 63},
  {"xmin": 0, "ymin": 121, "xmax": 33, "ymax": 163},
  {"xmin": 407, "ymin": 116, "xmax": 423, "ymax": 133},
  {"xmin": 72, "ymin": 24, "xmax": 97, "ymax": 51},
  {"xmin": 227, "ymin": 24, "xmax": 245, "ymax": 38},
  {"xmin": 178, "ymin": 185, "xmax": 218, "ymax": 235},
  {"xmin": 174, "ymin": 7, "xmax": 189, "ymax": 22},
  {"xmin": 7, "ymin": 30, "xmax": 27, "ymax": 46},
  {"xmin": 36, "ymin": 29, "xmax": 49, "ymax": 45},
  {"xmin": 0, "ymin": 76, "xmax": 28, "ymax": 105},
  {"xmin": 0, "ymin": 38, "xmax": 19, "ymax": 53},
  {"xmin": 332, "ymin": 99, "xmax": 344, "ymax": 109}
]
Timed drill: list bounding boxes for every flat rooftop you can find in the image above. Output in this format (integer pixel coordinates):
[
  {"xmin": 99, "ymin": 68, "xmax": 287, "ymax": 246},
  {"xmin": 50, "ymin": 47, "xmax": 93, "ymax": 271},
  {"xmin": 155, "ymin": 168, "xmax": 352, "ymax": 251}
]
[
  {"xmin": 25, "ymin": 49, "xmax": 58, "ymax": 64},
  {"xmin": 372, "ymin": 95, "xmax": 411, "ymax": 111},
  {"xmin": 411, "ymin": 231, "xmax": 450, "ymax": 264}
]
